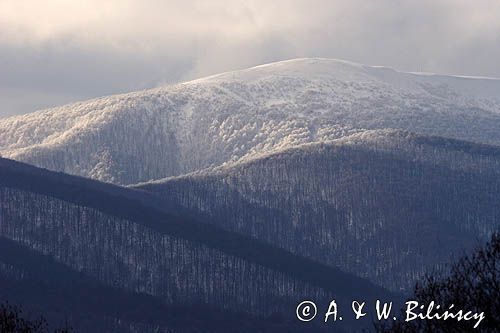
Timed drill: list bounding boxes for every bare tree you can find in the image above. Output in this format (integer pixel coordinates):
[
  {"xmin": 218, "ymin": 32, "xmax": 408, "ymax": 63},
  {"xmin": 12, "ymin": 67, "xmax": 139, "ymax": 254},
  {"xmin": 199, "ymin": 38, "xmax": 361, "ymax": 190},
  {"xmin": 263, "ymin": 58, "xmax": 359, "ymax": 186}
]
[
  {"xmin": 0, "ymin": 303, "xmax": 71, "ymax": 333},
  {"xmin": 381, "ymin": 233, "xmax": 499, "ymax": 332}
]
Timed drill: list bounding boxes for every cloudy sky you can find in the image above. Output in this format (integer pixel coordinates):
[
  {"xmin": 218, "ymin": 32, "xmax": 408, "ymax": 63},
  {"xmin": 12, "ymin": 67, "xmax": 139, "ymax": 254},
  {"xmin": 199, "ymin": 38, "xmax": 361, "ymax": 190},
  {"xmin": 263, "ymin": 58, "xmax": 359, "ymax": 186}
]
[{"xmin": 1, "ymin": 0, "xmax": 499, "ymax": 117}]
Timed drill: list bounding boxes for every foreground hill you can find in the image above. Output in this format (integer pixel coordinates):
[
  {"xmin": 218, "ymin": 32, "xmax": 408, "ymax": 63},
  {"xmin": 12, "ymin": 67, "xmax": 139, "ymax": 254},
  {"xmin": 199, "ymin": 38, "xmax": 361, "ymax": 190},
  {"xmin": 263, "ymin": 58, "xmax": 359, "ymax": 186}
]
[
  {"xmin": 137, "ymin": 130, "xmax": 500, "ymax": 292},
  {"xmin": 1, "ymin": 58, "xmax": 499, "ymax": 184},
  {"xmin": 0, "ymin": 157, "xmax": 392, "ymax": 332}
]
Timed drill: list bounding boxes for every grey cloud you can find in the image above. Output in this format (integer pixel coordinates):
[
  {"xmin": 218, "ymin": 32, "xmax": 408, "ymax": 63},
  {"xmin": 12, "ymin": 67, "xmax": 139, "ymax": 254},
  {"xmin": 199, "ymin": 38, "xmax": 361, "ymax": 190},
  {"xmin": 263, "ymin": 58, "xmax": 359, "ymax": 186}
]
[{"xmin": 1, "ymin": 0, "xmax": 499, "ymax": 117}]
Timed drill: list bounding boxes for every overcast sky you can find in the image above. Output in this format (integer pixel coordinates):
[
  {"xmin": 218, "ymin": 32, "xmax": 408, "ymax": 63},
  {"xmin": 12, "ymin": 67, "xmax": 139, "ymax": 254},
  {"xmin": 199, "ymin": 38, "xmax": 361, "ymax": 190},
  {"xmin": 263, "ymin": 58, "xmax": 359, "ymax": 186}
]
[{"xmin": 1, "ymin": 0, "xmax": 499, "ymax": 117}]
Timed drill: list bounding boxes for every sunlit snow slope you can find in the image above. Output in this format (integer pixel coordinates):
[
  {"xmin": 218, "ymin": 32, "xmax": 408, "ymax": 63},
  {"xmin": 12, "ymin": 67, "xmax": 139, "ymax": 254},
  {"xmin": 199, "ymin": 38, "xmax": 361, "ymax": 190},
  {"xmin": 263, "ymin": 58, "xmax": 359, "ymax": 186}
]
[{"xmin": 1, "ymin": 58, "xmax": 499, "ymax": 185}]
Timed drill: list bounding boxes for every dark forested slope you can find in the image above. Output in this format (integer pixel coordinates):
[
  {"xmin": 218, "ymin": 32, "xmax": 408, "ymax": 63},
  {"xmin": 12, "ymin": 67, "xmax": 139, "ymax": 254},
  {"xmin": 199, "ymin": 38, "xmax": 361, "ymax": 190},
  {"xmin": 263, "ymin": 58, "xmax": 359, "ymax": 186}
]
[
  {"xmin": 0, "ymin": 157, "xmax": 391, "ymax": 332},
  {"xmin": 138, "ymin": 129, "xmax": 500, "ymax": 292}
]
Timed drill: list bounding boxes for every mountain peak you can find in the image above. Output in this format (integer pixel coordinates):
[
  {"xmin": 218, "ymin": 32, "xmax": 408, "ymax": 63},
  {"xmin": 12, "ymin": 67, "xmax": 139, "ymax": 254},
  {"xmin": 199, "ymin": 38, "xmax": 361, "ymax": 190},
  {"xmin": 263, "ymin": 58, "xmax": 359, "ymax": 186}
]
[
  {"xmin": 185, "ymin": 57, "xmax": 500, "ymax": 87},
  {"xmin": 1, "ymin": 58, "xmax": 500, "ymax": 185}
]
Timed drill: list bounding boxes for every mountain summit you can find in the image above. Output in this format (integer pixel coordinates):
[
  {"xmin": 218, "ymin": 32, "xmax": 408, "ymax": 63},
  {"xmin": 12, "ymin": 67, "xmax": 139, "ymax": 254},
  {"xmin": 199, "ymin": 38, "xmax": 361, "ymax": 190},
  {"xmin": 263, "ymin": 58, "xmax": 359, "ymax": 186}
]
[{"xmin": 1, "ymin": 58, "xmax": 499, "ymax": 184}]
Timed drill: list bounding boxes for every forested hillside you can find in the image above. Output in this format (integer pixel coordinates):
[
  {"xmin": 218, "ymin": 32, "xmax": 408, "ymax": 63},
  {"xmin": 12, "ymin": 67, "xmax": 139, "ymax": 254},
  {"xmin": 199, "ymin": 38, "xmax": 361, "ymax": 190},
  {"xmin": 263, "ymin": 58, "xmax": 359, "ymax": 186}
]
[
  {"xmin": 1, "ymin": 58, "xmax": 498, "ymax": 332},
  {"xmin": 138, "ymin": 130, "xmax": 500, "ymax": 292},
  {"xmin": 0, "ymin": 157, "xmax": 392, "ymax": 332}
]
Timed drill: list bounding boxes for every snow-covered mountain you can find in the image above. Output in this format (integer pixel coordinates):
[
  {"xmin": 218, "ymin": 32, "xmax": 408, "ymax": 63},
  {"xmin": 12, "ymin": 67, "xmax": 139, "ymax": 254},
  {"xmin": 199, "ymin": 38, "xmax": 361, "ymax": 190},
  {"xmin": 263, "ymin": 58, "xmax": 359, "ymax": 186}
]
[{"xmin": 1, "ymin": 58, "xmax": 499, "ymax": 185}]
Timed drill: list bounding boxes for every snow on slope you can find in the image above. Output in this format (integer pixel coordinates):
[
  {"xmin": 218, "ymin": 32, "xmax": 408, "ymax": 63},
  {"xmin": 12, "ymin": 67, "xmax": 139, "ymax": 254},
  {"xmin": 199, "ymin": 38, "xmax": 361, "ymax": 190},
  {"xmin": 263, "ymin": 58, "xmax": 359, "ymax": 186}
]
[{"xmin": 1, "ymin": 58, "xmax": 499, "ymax": 185}]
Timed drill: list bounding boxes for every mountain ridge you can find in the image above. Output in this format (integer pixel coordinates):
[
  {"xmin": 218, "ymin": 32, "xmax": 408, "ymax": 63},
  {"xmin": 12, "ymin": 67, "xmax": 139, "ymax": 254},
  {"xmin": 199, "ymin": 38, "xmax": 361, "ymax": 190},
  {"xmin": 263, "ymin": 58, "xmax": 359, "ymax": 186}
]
[
  {"xmin": 0, "ymin": 156, "xmax": 396, "ymax": 332},
  {"xmin": 135, "ymin": 128, "xmax": 500, "ymax": 185},
  {"xmin": 0, "ymin": 155, "xmax": 391, "ymax": 299},
  {"xmin": 137, "ymin": 129, "xmax": 500, "ymax": 291},
  {"xmin": 1, "ymin": 58, "xmax": 500, "ymax": 185}
]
